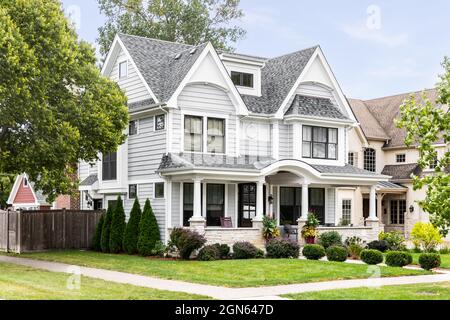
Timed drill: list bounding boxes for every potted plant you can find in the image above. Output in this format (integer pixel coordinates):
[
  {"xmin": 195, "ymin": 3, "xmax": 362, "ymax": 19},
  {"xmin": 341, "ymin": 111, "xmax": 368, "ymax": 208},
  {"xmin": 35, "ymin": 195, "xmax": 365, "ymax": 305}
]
[
  {"xmin": 262, "ymin": 216, "xmax": 280, "ymax": 241},
  {"xmin": 301, "ymin": 213, "xmax": 319, "ymax": 244}
]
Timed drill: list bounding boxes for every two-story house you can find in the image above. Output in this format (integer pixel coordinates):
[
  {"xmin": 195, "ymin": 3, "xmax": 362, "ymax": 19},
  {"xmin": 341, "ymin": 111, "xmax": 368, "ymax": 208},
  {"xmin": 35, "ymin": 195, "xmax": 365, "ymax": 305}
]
[
  {"xmin": 348, "ymin": 90, "xmax": 449, "ymax": 240},
  {"xmin": 79, "ymin": 34, "xmax": 390, "ymax": 246}
]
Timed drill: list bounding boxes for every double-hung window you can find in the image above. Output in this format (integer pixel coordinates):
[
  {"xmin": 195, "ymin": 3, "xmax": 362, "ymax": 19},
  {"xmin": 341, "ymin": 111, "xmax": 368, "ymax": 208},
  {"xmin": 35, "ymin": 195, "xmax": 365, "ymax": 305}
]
[
  {"xmin": 390, "ymin": 200, "xmax": 406, "ymax": 225},
  {"xmin": 207, "ymin": 118, "xmax": 225, "ymax": 154},
  {"xmin": 302, "ymin": 126, "xmax": 338, "ymax": 160},
  {"xmin": 184, "ymin": 116, "xmax": 203, "ymax": 152},
  {"xmin": 231, "ymin": 71, "xmax": 254, "ymax": 88},
  {"xmin": 102, "ymin": 152, "xmax": 117, "ymax": 181},
  {"xmin": 342, "ymin": 200, "xmax": 352, "ymax": 225}
]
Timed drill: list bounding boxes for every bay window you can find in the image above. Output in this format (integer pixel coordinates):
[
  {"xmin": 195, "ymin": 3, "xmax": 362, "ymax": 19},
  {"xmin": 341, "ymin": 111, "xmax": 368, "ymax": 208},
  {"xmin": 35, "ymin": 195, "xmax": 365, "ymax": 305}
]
[
  {"xmin": 302, "ymin": 126, "xmax": 338, "ymax": 160},
  {"xmin": 184, "ymin": 115, "xmax": 226, "ymax": 154}
]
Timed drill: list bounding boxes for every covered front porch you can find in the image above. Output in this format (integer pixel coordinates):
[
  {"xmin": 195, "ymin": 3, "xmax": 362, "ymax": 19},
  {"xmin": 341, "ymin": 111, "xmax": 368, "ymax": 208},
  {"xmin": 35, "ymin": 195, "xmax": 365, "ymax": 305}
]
[{"xmin": 160, "ymin": 154, "xmax": 390, "ymax": 247}]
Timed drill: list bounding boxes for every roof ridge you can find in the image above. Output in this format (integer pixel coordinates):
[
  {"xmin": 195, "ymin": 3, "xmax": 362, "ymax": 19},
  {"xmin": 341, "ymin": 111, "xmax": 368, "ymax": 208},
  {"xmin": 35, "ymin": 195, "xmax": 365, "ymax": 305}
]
[
  {"xmin": 119, "ymin": 33, "xmax": 194, "ymax": 48},
  {"xmin": 363, "ymin": 88, "xmax": 437, "ymax": 103},
  {"xmin": 269, "ymin": 45, "xmax": 319, "ymax": 61}
]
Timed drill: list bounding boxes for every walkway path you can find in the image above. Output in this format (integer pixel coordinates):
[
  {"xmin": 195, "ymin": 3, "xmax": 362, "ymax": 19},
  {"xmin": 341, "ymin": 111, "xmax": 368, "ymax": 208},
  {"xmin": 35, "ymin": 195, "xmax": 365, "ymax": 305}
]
[{"xmin": 1, "ymin": 255, "xmax": 449, "ymax": 300}]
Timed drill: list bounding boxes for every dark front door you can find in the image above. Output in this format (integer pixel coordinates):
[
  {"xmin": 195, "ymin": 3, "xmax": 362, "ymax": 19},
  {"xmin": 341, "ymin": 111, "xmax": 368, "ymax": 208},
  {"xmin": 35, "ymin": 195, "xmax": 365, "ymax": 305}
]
[
  {"xmin": 363, "ymin": 199, "xmax": 369, "ymax": 220},
  {"xmin": 238, "ymin": 183, "xmax": 256, "ymax": 228}
]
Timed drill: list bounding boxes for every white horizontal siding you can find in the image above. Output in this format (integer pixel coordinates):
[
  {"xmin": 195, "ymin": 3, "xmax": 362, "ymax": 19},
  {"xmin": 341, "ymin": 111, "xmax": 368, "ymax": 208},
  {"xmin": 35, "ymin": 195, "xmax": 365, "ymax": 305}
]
[
  {"xmin": 326, "ymin": 188, "xmax": 336, "ymax": 224},
  {"xmin": 279, "ymin": 124, "xmax": 292, "ymax": 159},
  {"xmin": 240, "ymin": 120, "xmax": 271, "ymax": 157}
]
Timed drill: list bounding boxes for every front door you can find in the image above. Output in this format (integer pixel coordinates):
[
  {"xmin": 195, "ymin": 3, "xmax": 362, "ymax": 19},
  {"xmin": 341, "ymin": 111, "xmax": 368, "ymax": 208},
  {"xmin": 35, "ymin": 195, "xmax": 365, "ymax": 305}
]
[
  {"xmin": 309, "ymin": 188, "xmax": 325, "ymax": 225},
  {"xmin": 238, "ymin": 183, "xmax": 256, "ymax": 228}
]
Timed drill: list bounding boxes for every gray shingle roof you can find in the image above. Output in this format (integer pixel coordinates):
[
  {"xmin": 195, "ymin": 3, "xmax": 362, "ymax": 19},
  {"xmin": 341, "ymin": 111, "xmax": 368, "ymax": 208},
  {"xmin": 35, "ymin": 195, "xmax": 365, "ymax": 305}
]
[
  {"xmin": 119, "ymin": 34, "xmax": 206, "ymax": 102},
  {"xmin": 80, "ymin": 174, "xmax": 98, "ymax": 186},
  {"xmin": 242, "ymin": 46, "xmax": 318, "ymax": 114},
  {"xmin": 376, "ymin": 181, "xmax": 407, "ymax": 190},
  {"xmin": 128, "ymin": 98, "xmax": 156, "ymax": 113},
  {"xmin": 159, "ymin": 153, "xmax": 385, "ymax": 177},
  {"xmin": 381, "ymin": 164, "xmax": 421, "ymax": 180},
  {"xmin": 286, "ymin": 95, "xmax": 349, "ymax": 120}
]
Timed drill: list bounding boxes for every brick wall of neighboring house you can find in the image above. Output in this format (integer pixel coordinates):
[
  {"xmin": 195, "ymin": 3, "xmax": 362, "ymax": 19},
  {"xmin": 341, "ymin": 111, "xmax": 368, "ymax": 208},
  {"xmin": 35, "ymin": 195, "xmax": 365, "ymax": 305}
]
[
  {"xmin": 54, "ymin": 193, "xmax": 81, "ymax": 210},
  {"xmin": 13, "ymin": 177, "xmax": 35, "ymax": 204}
]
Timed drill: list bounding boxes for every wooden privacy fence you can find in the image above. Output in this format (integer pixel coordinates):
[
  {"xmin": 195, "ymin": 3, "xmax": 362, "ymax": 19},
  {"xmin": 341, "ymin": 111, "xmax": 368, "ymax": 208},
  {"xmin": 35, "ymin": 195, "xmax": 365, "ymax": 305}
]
[{"xmin": 0, "ymin": 209, "xmax": 104, "ymax": 253}]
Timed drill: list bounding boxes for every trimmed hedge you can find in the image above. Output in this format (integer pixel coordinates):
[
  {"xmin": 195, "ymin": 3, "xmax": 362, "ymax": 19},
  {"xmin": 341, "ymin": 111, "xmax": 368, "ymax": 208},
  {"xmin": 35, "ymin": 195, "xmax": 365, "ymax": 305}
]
[
  {"xmin": 213, "ymin": 243, "xmax": 230, "ymax": 259},
  {"xmin": 123, "ymin": 198, "xmax": 142, "ymax": 255},
  {"xmin": 302, "ymin": 244, "xmax": 326, "ymax": 260},
  {"xmin": 361, "ymin": 249, "xmax": 384, "ymax": 265},
  {"xmin": 197, "ymin": 245, "xmax": 220, "ymax": 261},
  {"xmin": 367, "ymin": 240, "xmax": 389, "ymax": 253},
  {"xmin": 419, "ymin": 253, "xmax": 441, "ymax": 270},
  {"xmin": 100, "ymin": 205, "xmax": 114, "ymax": 253},
  {"xmin": 137, "ymin": 199, "xmax": 160, "ymax": 256},
  {"xmin": 326, "ymin": 246, "xmax": 348, "ymax": 262},
  {"xmin": 92, "ymin": 213, "xmax": 104, "ymax": 252},
  {"xmin": 109, "ymin": 196, "xmax": 126, "ymax": 253},
  {"xmin": 385, "ymin": 251, "xmax": 413, "ymax": 267},
  {"xmin": 318, "ymin": 231, "xmax": 343, "ymax": 249},
  {"xmin": 232, "ymin": 242, "xmax": 259, "ymax": 259},
  {"xmin": 266, "ymin": 238, "xmax": 300, "ymax": 258}
]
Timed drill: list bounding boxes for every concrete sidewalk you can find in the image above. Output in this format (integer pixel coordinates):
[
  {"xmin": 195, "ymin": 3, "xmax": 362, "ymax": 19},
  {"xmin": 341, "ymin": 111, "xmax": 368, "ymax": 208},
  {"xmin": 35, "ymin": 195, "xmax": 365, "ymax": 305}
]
[{"xmin": 1, "ymin": 255, "xmax": 449, "ymax": 300}]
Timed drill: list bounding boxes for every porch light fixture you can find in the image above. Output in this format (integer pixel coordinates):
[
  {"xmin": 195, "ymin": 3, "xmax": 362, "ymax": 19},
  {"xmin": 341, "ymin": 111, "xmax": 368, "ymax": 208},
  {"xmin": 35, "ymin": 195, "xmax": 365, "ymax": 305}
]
[
  {"xmin": 409, "ymin": 205, "xmax": 414, "ymax": 213},
  {"xmin": 268, "ymin": 194, "xmax": 274, "ymax": 204}
]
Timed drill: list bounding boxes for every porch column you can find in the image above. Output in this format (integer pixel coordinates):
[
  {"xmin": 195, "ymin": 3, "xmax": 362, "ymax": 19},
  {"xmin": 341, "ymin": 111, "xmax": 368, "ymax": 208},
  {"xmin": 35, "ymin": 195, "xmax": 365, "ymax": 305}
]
[
  {"xmin": 189, "ymin": 177, "xmax": 205, "ymax": 229},
  {"xmin": 367, "ymin": 185, "xmax": 378, "ymax": 222},
  {"xmin": 252, "ymin": 179, "xmax": 265, "ymax": 229},
  {"xmin": 300, "ymin": 183, "xmax": 309, "ymax": 221}
]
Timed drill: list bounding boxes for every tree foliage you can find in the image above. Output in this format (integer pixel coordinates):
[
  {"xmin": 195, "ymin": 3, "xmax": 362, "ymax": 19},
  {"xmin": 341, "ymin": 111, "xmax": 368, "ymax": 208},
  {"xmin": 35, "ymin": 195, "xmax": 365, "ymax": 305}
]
[
  {"xmin": 137, "ymin": 198, "xmax": 160, "ymax": 256},
  {"xmin": 109, "ymin": 196, "xmax": 126, "ymax": 253},
  {"xmin": 101, "ymin": 205, "xmax": 114, "ymax": 253},
  {"xmin": 0, "ymin": 0, "xmax": 128, "ymax": 202},
  {"xmin": 0, "ymin": 174, "xmax": 15, "ymax": 209},
  {"xmin": 397, "ymin": 57, "xmax": 450, "ymax": 236},
  {"xmin": 123, "ymin": 197, "xmax": 142, "ymax": 254},
  {"xmin": 97, "ymin": 0, "xmax": 246, "ymax": 57},
  {"xmin": 92, "ymin": 213, "xmax": 105, "ymax": 252}
]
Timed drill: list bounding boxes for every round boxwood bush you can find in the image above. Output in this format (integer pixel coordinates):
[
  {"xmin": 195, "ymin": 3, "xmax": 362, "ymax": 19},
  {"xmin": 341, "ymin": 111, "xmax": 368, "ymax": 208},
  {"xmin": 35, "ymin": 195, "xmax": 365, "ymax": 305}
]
[
  {"xmin": 213, "ymin": 243, "xmax": 230, "ymax": 259},
  {"xmin": 266, "ymin": 238, "xmax": 300, "ymax": 258},
  {"xmin": 302, "ymin": 244, "xmax": 326, "ymax": 260},
  {"xmin": 385, "ymin": 251, "xmax": 413, "ymax": 267},
  {"xmin": 318, "ymin": 231, "xmax": 343, "ymax": 249},
  {"xmin": 367, "ymin": 240, "xmax": 389, "ymax": 253},
  {"xmin": 361, "ymin": 249, "xmax": 384, "ymax": 265},
  {"xmin": 232, "ymin": 242, "xmax": 259, "ymax": 259},
  {"xmin": 197, "ymin": 245, "xmax": 220, "ymax": 261},
  {"xmin": 326, "ymin": 245, "xmax": 348, "ymax": 262},
  {"xmin": 419, "ymin": 253, "xmax": 441, "ymax": 270}
]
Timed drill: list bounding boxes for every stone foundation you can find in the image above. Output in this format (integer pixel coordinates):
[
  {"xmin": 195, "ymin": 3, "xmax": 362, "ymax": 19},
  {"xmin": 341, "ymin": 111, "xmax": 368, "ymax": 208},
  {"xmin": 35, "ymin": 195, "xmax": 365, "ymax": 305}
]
[
  {"xmin": 203, "ymin": 228, "xmax": 265, "ymax": 249},
  {"xmin": 315, "ymin": 224, "xmax": 383, "ymax": 243}
]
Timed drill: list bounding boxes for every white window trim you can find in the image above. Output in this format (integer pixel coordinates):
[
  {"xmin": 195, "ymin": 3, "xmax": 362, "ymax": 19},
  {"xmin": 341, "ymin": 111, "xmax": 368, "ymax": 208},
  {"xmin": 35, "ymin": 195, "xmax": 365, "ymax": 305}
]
[
  {"xmin": 23, "ymin": 177, "xmax": 29, "ymax": 188},
  {"xmin": 154, "ymin": 114, "xmax": 166, "ymax": 132},
  {"xmin": 341, "ymin": 199, "xmax": 352, "ymax": 224},
  {"xmin": 154, "ymin": 182, "xmax": 165, "ymax": 199},
  {"xmin": 181, "ymin": 112, "xmax": 228, "ymax": 155},
  {"xmin": 129, "ymin": 119, "xmax": 139, "ymax": 136},
  {"xmin": 396, "ymin": 153, "xmax": 406, "ymax": 163},
  {"xmin": 118, "ymin": 60, "xmax": 128, "ymax": 79},
  {"xmin": 128, "ymin": 184, "xmax": 138, "ymax": 200}
]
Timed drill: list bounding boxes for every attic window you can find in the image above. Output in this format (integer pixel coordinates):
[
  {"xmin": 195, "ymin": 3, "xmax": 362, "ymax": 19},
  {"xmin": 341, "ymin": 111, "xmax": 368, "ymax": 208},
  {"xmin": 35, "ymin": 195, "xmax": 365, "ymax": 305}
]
[
  {"xmin": 396, "ymin": 154, "xmax": 406, "ymax": 163},
  {"xmin": 23, "ymin": 178, "xmax": 28, "ymax": 187},
  {"xmin": 119, "ymin": 61, "xmax": 128, "ymax": 79},
  {"xmin": 231, "ymin": 71, "xmax": 254, "ymax": 88}
]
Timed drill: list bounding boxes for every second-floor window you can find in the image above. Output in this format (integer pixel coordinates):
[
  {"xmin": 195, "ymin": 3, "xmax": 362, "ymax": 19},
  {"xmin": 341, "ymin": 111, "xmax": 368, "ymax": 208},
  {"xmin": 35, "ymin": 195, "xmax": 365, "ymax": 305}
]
[
  {"xmin": 396, "ymin": 154, "xmax": 406, "ymax": 163},
  {"xmin": 184, "ymin": 115, "xmax": 203, "ymax": 152},
  {"xmin": 129, "ymin": 120, "xmax": 138, "ymax": 136},
  {"xmin": 364, "ymin": 148, "xmax": 376, "ymax": 172},
  {"xmin": 231, "ymin": 71, "xmax": 254, "ymax": 88},
  {"xmin": 348, "ymin": 152, "xmax": 358, "ymax": 166},
  {"xmin": 102, "ymin": 152, "xmax": 117, "ymax": 181},
  {"xmin": 302, "ymin": 126, "xmax": 338, "ymax": 160},
  {"xmin": 207, "ymin": 118, "xmax": 225, "ymax": 154},
  {"xmin": 119, "ymin": 61, "xmax": 128, "ymax": 79}
]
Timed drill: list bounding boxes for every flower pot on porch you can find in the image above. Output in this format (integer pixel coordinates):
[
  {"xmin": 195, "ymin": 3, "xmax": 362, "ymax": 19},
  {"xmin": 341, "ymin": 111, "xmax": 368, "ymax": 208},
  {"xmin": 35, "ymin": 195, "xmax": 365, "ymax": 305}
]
[{"xmin": 305, "ymin": 236, "xmax": 316, "ymax": 244}]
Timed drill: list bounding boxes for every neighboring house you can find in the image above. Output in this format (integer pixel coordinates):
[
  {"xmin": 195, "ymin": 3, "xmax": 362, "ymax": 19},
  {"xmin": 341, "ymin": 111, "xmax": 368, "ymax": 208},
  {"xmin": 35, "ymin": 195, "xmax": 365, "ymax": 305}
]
[
  {"xmin": 348, "ymin": 89, "xmax": 449, "ymax": 240},
  {"xmin": 79, "ymin": 33, "xmax": 392, "ymax": 245},
  {"xmin": 7, "ymin": 174, "xmax": 79, "ymax": 211}
]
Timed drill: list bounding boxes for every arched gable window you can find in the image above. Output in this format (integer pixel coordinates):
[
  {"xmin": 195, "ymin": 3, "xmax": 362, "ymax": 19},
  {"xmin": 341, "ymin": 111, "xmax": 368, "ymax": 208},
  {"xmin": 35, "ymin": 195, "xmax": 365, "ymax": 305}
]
[{"xmin": 364, "ymin": 148, "xmax": 376, "ymax": 172}]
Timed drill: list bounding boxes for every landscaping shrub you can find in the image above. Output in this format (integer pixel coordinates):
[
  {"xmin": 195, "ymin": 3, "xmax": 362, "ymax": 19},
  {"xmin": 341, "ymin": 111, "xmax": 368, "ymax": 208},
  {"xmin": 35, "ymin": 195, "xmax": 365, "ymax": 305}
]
[
  {"xmin": 197, "ymin": 245, "xmax": 220, "ymax": 261},
  {"xmin": 109, "ymin": 196, "xmax": 126, "ymax": 254},
  {"xmin": 326, "ymin": 246, "xmax": 348, "ymax": 262},
  {"xmin": 345, "ymin": 236, "xmax": 365, "ymax": 247},
  {"xmin": 439, "ymin": 247, "xmax": 450, "ymax": 255},
  {"xmin": 151, "ymin": 241, "xmax": 167, "ymax": 257},
  {"xmin": 411, "ymin": 222, "xmax": 443, "ymax": 253},
  {"xmin": 169, "ymin": 228, "xmax": 206, "ymax": 260},
  {"xmin": 100, "ymin": 205, "xmax": 114, "ymax": 253},
  {"xmin": 232, "ymin": 242, "xmax": 259, "ymax": 259},
  {"xmin": 385, "ymin": 251, "xmax": 413, "ymax": 267},
  {"xmin": 265, "ymin": 238, "xmax": 300, "ymax": 258},
  {"xmin": 419, "ymin": 253, "xmax": 441, "ymax": 270},
  {"xmin": 378, "ymin": 231, "xmax": 406, "ymax": 251},
  {"xmin": 256, "ymin": 249, "xmax": 265, "ymax": 259},
  {"xmin": 262, "ymin": 216, "xmax": 280, "ymax": 240},
  {"xmin": 318, "ymin": 231, "xmax": 343, "ymax": 249},
  {"xmin": 92, "ymin": 213, "xmax": 104, "ymax": 252},
  {"xmin": 123, "ymin": 198, "xmax": 142, "ymax": 255},
  {"xmin": 213, "ymin": 243, "xmax": 230, "ymax": 259},
  {"xmin": 137, "ymin": 199, "xmax": 161, "ymax": 256},
  {"xmin": 347, "ymin": 244, "xmax": 364, "ymax": 260},
  {"xmin": 367, "ymin": 240, "xmax": 389, "ymax": 252},
  {"xmin": 360, "ymin": 249, "xmax": 384, "ymax": 265},
  {"xmin": 302, "ymin": 244, "xmax": 326, "ymax": 260}
]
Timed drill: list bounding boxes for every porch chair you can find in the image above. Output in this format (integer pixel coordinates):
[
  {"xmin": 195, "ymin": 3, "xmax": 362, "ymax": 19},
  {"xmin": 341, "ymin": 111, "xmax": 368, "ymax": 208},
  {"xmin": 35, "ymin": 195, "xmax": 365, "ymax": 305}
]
[
  {"xmin": 220, "ymin": 217, "xmax": 233, "ymax": 228},
  {"xmin": 284, "ymin": 224, "xmax": 298, "ymax": 241}
]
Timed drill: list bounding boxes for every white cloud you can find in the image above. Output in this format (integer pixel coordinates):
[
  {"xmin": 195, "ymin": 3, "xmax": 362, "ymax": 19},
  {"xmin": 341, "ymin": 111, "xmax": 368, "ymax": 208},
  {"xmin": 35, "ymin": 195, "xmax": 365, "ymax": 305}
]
[{"xmin": 341, "ymin": 24, "xmax": 409, "ymax": 47}]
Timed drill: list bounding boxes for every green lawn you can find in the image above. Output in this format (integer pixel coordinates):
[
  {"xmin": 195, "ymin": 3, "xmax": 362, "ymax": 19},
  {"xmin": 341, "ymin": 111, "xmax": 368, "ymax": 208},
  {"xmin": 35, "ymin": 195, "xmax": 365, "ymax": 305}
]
[
  {"xmin": 0, "ymin": 262, "xmax": 210, "ymax": 300},
  {"xmin": 4, "ymin": 250, "xmax": 429, "ymax": 288},
  {"xmin": 284, "ymin": 282, "xmax": 450, "ymax": 300},
  {"xmin": 410, "ymin": 253, "xmax": 450, "ymax": 269}
]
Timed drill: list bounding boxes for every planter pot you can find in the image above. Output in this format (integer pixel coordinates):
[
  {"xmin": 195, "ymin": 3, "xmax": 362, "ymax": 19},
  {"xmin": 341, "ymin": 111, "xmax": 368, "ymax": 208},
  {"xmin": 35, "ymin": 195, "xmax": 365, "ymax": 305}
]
[{"xmin": 305, "ymin": 237, "xmax": 316, "ymax": 244}]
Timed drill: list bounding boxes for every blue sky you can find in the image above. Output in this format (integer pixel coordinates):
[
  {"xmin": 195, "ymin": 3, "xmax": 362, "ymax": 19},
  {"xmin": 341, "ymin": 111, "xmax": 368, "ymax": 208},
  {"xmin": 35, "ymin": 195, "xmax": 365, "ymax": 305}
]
[{"xmin": 62, "ymin": 0, "xmax": 450, "ymax": 99}]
